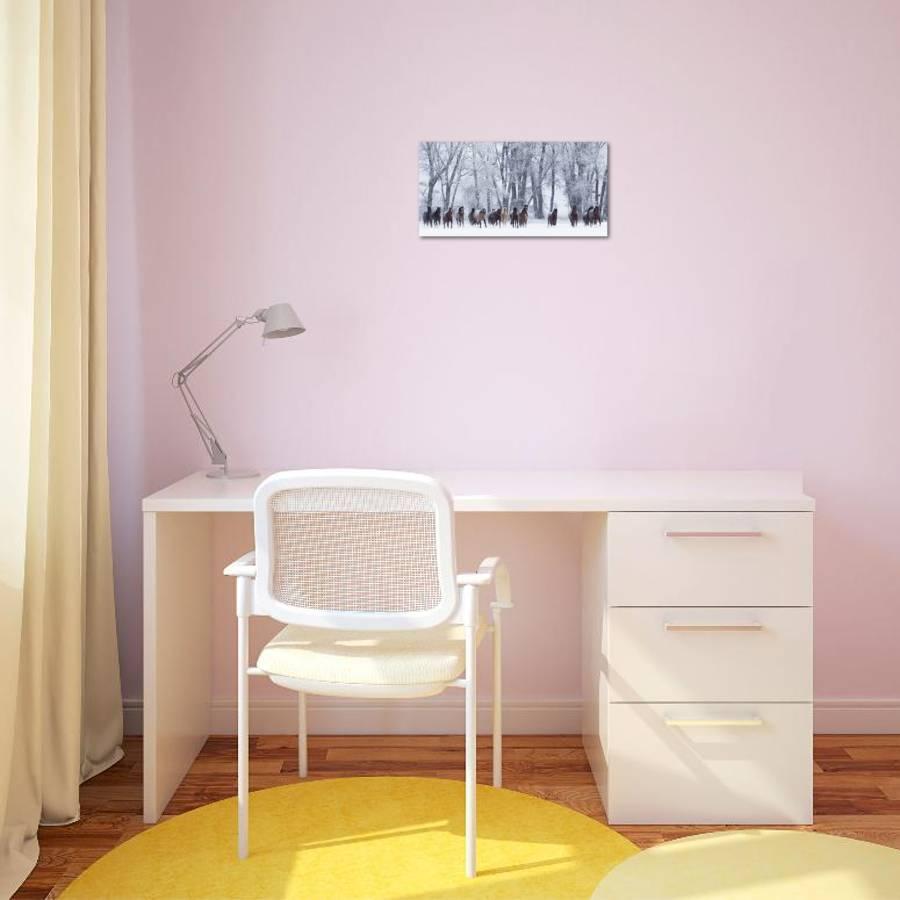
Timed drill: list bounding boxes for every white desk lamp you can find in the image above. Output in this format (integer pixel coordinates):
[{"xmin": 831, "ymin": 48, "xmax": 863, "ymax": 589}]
[{"xmin": 172, "ymin": 303, "xmax": 305, "ymax": 479}]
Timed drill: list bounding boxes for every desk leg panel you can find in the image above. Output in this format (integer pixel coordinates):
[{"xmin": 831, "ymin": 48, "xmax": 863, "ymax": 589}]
[
  {"xmin": 581, "ymin": 513, "xmax": 609, "ymax": 811},
  {"xmin": 143, "ymin": 510, "xmax": 213, "ymax": 823}
]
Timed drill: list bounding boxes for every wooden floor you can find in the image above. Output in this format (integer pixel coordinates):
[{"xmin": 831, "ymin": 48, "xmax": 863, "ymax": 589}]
[{"xmin": 15, "ymin": 733, "xmax": 900, "ymax": 898}]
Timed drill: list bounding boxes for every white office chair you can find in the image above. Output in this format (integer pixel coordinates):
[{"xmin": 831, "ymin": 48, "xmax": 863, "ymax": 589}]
[{"xmin": 223, "ymin": 469, "xmax": 511, "ymax": 878}]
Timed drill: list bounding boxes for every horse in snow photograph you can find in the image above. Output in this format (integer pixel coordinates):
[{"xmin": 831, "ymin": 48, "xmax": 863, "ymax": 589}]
[{"xmin": 419, "ymin": 141, "xmax": 608, "ymax": 238}]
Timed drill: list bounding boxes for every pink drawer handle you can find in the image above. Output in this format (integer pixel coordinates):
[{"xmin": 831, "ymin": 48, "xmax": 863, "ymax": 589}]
[
  {"xmin": 664, "ymin": 530, "xmax": 763, "ymax": 538},
  {"xmin": 664, "ymin": 623, "xmax": 764, "ymax": 632},
  {"xmin": 665, "ymin": 716, "xmax": 764, "ymax": 728}
]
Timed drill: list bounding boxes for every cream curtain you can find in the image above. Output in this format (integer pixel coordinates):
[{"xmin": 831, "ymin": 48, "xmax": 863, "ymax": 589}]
[{"xmin": 0, "ymin": 0, "xmax": 123, "ymax": 894}]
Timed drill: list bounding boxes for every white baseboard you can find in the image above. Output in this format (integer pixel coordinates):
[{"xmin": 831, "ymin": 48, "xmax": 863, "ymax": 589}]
[
  {"xmin": 124, "ymin": 699, "xmax": 142, "ymax": 735},
  {"xmin": 123, "ymin": 697, "xmax": 581, "ymax": 736},
  {"xmin": 123, "ymin": 697, "xmax": 900, "ymax": 737},
  {"xmin": 813, "ymin": 699, "xmax": 900, "ymax": 733}
]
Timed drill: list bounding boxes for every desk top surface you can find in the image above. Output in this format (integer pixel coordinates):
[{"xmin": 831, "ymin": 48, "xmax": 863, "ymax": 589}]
[{"xmin": 143, "ymin": 469, "xmax": 815, "ymax": 513}]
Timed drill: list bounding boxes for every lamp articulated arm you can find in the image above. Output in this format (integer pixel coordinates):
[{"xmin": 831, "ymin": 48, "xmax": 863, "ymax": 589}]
[{"xmin": 171, "ymin": 312, "xmax": 265, "ymax": 471}]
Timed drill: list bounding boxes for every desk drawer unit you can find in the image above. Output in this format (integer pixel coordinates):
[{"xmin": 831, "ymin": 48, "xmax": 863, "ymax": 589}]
[
  {"xmin": 606, "ymin": 607, "xmax": 812, "ymax": 703},
  {"xmin": 607, "ymin": 512, "xmax": 812, "ymax": 607},
  {"xmin": 584, "ymin": 509, "xmax": 814, "ymax": 825},
  {"xmin": 606, "ymin": 703, "xmax": 813, "ymax": 824}
]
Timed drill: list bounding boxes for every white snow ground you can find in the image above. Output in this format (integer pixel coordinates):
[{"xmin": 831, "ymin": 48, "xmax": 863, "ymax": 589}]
[{"xmin": 419, "ymin": 219, "xmax": 608, "ymax": 237}]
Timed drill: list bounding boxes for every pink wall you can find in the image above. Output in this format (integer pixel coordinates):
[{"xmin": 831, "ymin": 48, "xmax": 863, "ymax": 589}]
[{"xmin": 108, "ymin": 0, "xmax": 900, "ymax": 709}]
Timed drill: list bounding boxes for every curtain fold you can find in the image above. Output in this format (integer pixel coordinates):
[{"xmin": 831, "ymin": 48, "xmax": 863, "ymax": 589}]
[{"xmin": 0, "ymin": 1, "xmax": 123, "ymax": 894}]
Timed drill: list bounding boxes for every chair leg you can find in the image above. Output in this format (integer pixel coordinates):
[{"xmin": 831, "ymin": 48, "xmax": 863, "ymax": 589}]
[
  {"xmin": 465, "ymin": 618, "xmax": 477, "ymax": 878},
  {"xmin": 237, "ymin": 613, "xmax": 249, "ymax": 859},
  {"xmin": 297, "ymin": 692, "xmax": 308, "ymax": 778},
  {"xmin": 492, "ymin": 615, "xmax": 502, "ymax": 788}
]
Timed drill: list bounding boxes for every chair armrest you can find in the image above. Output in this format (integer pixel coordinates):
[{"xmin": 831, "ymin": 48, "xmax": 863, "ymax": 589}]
[
  {"xmin": 457, "ymin": 557, "xmax": 512, "ymax": 609},
  {"xmin": 224, "ymin": 551, "xmax": 257, "ymax": 578}
]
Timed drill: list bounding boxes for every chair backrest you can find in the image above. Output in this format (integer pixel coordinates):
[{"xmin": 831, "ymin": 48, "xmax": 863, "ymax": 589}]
[{"xmin": 252, "ymin": 470, "xmax": 458, "ymax": 630}]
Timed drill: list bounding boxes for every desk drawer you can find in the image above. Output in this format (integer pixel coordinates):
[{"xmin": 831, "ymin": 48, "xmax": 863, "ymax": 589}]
[
  {"xmin": 607, "ymin": 512, "xmax": 812, "ymax": 607},
  {"xmin": 607, "ymin": 607, "xmax": 811, "ymax": 702},
  {"xmin": 607, "ymin": 702, "xmax": 812, "ymax": 824}
]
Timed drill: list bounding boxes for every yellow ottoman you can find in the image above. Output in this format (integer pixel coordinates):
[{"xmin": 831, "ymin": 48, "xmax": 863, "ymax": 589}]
[{"xmin": 593, "ymin": 829, "xmax": 900, "ymax": 900}]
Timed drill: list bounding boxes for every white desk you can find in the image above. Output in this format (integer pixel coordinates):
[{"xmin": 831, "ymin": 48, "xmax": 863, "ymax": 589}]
[{"xmin": 142, "ymin": 470, "xmax": 814, "ymax": 824}]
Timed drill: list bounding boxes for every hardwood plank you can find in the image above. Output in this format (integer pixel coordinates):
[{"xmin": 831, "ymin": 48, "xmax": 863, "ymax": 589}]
[
  {"xmin": 810, "ymin": 746, "xmax": 853, "ymax": 759},
  {"xmin": 846, "ymin": 747, "xmax": 900, "ymax": 762},
  {"xmin": 815, "ymin": 735, "xmax": 900, "ymax": 747},
  {"xmin": 816, "ymin": 759, "xmax": 900, "ymax": 774},
  {"xmin": 877, "ymin": 778, "xmax": 900, "ymax": 800},
  {"xmin": 186, "ymin": 757, "xmax": 284, "ymax": 775}
]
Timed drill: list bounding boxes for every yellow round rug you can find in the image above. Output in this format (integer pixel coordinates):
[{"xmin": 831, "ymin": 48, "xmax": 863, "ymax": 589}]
[
  {"xmin": 63, "ymin": 776, "xmax": 637, "ymax": 898},
  {"xmin": 592, "ymin": 829, "xmax": 900, "ymax": 900}
]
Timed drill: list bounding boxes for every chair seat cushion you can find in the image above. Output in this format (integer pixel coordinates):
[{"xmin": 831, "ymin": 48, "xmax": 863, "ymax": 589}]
[{"xmin": 256, "ymin": 622, "xmax": 486, "ymax": 687}]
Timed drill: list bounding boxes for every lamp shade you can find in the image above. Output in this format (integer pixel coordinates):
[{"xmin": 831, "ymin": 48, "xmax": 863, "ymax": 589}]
[{"xmin": 260, "ymin": 303, "xmax": 305, "ymax": 339}]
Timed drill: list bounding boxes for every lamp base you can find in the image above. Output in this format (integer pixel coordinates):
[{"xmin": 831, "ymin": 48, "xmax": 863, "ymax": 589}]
[{"xmin": 206, "ymin": 466, "xmax": 260, "ymax": 479}]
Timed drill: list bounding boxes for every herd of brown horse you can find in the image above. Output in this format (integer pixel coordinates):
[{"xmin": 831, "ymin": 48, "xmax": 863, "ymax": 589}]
[{"xmin": 422, "ymin": 204, "xmax": 603, "ymax": 229}]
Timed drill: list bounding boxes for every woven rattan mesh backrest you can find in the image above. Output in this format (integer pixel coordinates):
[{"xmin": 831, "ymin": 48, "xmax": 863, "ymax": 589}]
[{"xmin": 268, "ymin": 486, "xmax": 444, "ymax": 614}]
